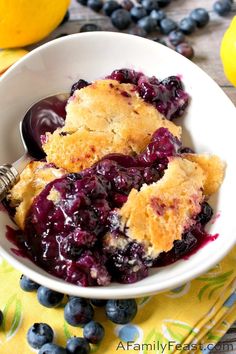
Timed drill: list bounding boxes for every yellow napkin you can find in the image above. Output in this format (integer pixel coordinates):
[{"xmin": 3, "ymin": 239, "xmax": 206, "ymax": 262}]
[{"xmin": 0, "ymin": 247, "xmax": 235, "ymax": 354}]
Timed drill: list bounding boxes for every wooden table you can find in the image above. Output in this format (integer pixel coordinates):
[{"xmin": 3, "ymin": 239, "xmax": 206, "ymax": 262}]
[{"xmin": 31, "ymin": 0, "xmax": 236, "ymax": 352}]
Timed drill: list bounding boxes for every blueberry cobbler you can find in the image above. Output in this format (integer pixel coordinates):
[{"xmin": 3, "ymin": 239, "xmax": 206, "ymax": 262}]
[{"xmin": 7, "ymin": 69, "xmax": 225, "ymax": 286}]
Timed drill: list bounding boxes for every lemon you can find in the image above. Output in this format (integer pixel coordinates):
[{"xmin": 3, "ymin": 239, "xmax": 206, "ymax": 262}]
[
  {"xmin": 0, "ymin": 49, "xmax": 28, "ymax": 74},
  {"xmin": 221, "ymin": 16, "xmax": 236, "ymax": 87},
  {"xmin": 0, "ymin": 0, "xmax": 70, "ymax": 48}
]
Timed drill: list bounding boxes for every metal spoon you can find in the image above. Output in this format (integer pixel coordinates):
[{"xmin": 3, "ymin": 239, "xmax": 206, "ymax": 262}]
[{"xmin": 0, "ymin": 94, "xmax": 68, "ymax": 201}]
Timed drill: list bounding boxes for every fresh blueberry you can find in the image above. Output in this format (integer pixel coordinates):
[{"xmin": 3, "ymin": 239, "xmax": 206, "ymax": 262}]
[
  {"xmin": 39, "ymin": 343, "xmax": 67, "ymax": 354},
  {"xmin": 105, "ymin": 299, "xmax": 137, "ymax": 324},
  {"xmin": 64, "ymin": 298, "xmax": 94, "ymax": 327},
  {"xmin": 68, "ymin": 296, "xmax": 90, "ymax": 305},
  {"xmin": 76, "ymin": 0, "xmax": 88, "ymax": 5},
  {"xmin": 153, "ymin": 38, "xmax": 167, "ymax": 46},
  {"xmin": 111, "ymin": 9, "xmax": 132, "ymax": 30},
  {"xmin": 27, "ymin": 323, "xmax": 54, "ymax": 349},
  {"xmin": 80, "ymin": 23, "xmax": 102, "ymax": 32},
  {"xmin": 130, "ymin": 6, "xmax": 147, "ymax": 22},
  {"xmin": 59, "ymin": 11, "xmax": 70, "ymax": 26},
  {"xmin": 87, "ymin": 0, "xmax": 103, "ymax": 12},
  {"xmin": 190, "ymin": 8, "xmax": 209, "ymax": 28},
  {"xmin": 141, "ymin": 0, "xmax": 159, "ymax": 14},
  {"xmin": 160, "ymin": 18, "xmax": 177, "ymax": 34},
  {"xmin": 83, "ymin": 321, "xmax": 105, "ymax": 344},
  {"xmin": 213, "ymin": 0, "xmax": 232, "ymax": 16},
  {"xmin": 56, "ymin": 33, "xmax": 69, "ymax": 38},
  {"xmin": 157, "ymin": 0, "xmax": 171, "ymax": 7},
  {"xmin": 103, "ymin": 0, "xmax": 121, "ymax": 16},
  {"xmin": 0, "ymin": 310, "xmax": 3, "ymax": 326},
  {"xmin": 138, "ymin": 16, "xmax": 157, "ymax": 33},
  {"xmin": 168, "ymin": 30, "xmax": 185, "ymax": 46},
  {"xmin": 20, "ymin": 275, "xmax": 39, "ymax": 292},
  {"xmin": 70, "ymin": 79, "xmax": 90, "ymax": 96},
  {"xmin": 121, "ymin": 0, "xmax": 134, "ymax": 11},
  {"xmin": 150, "ymin": 9, "xmax": 166, "ymax": 24},
  {"xmin": 176, "ymin": 42, "xmax": 194, "ymax": 59},
  {"xmin": 66, "ymin": 337, "xmax": 90, "ymax": 354},
  {"xmin": 90, "ymin": 299, "xmax": 107, "ymax": 307},
  {"xmin": 37, "ymin": 286, "xmax": 64, "ymax": 308},
  {"xmin": 179, "ymin": 17, "xmax": 196, "ymax": 35},
  {"xmin": 197, "ymin": 202, "xmax": 213, "ymax": 225}
]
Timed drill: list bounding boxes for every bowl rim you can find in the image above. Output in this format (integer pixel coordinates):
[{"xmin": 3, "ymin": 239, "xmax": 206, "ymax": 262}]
[{"xmin": 0, "ymin": 31, "xmax": 236, "ymax": 299}]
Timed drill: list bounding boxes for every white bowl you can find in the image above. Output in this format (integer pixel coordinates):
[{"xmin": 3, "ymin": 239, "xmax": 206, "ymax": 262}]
[{"xmin": 0, "ymin": 32, "xmax": 235, "ymax": 299}]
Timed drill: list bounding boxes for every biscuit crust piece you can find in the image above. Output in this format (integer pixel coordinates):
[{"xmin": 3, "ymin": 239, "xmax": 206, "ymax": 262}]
[
  {"xmin": 119, "ymin": 157, "xmax": 206, "ymax": 256},
  {"xmin": 8, "ymin": 161, "xmax": 65, "ymax": 229},
  {"xmin": 43, "ymin": 79, "xmax": 181, "ymax": 172}
]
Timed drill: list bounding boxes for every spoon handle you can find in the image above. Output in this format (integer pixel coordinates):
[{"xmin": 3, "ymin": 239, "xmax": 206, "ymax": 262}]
[{"xmin": 0, "ymin": 165, "xmax": 19, "ymax": 201}]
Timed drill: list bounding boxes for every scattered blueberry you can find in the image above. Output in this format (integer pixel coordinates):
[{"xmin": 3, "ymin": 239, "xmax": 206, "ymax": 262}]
[
  {"xmin": 70, "ymin": 79, "xmax": 90, "ymax": 96},
  {"xmin": 150, "ymin": 9, "xmax": 166, "ymax": 24},
  {"xmin": 37, "ymin": 286, "xmax": 64, "ymax": 308},
  {"xmin": 197, "ymin": 202, "xmax": 213, "ymax": 225},
  {"xmin": 76, "ymin": 0, "xmax": 88, "ymax": 5},
  {"xmin": 130, "ymin": 26, "xmax": 147, "ymax": 37},
  {"xmin": 130, "ymin": 6, "xmax": 147, "ymax": 22},
  {"xmin": 105, "ymin": 299, "xmax": 137, "ymax": 324},
  {"xmin": 60, "ymin": 11, "xmax": 70, "ymax": 26},
  {"xmin": 176, "ymin": 42, "xmax": 194, "ymax": 59},
  {"xmin": 90, "ymin": 299, "xmax": 107, "ymax": 307},
  {"xmin": 39, "ymin": 343, "xmax": 67, "ymax": 354},
  {"xmin": 121, "ymin": 0, "xmax": 134, "ymax": 11},
  {"xmin": 169, "ymin": 30, "xmax": 185, "ymax": 46},
  {"xmin": 153, "ymin": 37, "xmax": 167, "ymax": 46},
  {"xmin": 68, "ymin": 296, "xmax": 90, "ymax": 305},
  {"xmin": 160, "ymin": 18, "xmax": 177, "ymax": 34},
  {"xmin": 111, "ymin": 9, "xmax": 132, "ymax": 30},
  {"xmin": 190, "ymin": 8, "xmax": 209, "ymax": 28},
  {"xmin": 27, "ymin": 323, "xmax": 53, "ymax": 349},
  {"xmin": 0, "ymin": 310, "xmax": 3, "ymax": 326},
  {"xmin": 64, "ymin": 298, "xmax": 94, "ymax": 327},
  {"xmin": 87, "ymin": 0, "xmax": 103, "ymax": 12},
  {"xmin": 20, "ymin": 275, "xmax": 39, "ymax": 292},
  {"xmin": 103, "ymin": 0, "xmax": 121, "ymax": 16},
  {"xmin": 83, "ymin": 321, "xmax": 105, "ymax": 344},
  {"xmin": 179, "ymin": 17, "xmax": 196, "ymax": 35},
  {"xmin": 80, "ymin": 23, "xmax": 102, "ymax": 32},
  {"xmin": 157, "ymin": 0, "xmax": 171, "ymax": 7},
  {"xmin": 138, "ymin": 16, "xmax": 157, "ymax": 33},
  {"xmin": 141, "ymin": 0, "xmax": 159, "ymax": 14},
  {"xmin": 213, "ymin": 0, "xmax": 232, "ymax": 16},
  {"xmin": 66, "ymin": 337, "xmax": 90, "ymax": 354},
  {"xmin": 56, "ymin": 33, "xmax": 69, "ymax": 38}
]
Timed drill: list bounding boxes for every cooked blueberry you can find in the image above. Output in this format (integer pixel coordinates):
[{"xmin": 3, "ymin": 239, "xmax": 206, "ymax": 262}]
[
  {"xmin": 213, "ymin": 0, "xmax": 232, "ymax": 15},
  {"xmin": 83, "ymin": 321, "xmax": 105, "ymax": 344},
  {"xmin": 64, "ymin": 298, "xmax": 94, "ymax": 326},
  {"xmin": 80, "ymin": 23, "xmax": 102, "ymax": 32},
  {"xmin": 197, "ymin": 202, "xmax": 213, "ymax": 225},
  {"xmin": 91, "ymin": 299, "xmax": 107, "ymax": 307},
  {"xmin": 37, "ymin": 286, "xmax": 64, "ymax": 308},
  {"xmin": 153, "ymin": 37, "xmax": 167, "ymax": 46},
  {"xmin": 27, "ymin": 323, "xmax": 53, "ymax": 349},
  {"xmin": 76, "ymin": 0, "xmax": 88, "ymax": 5},
  {"xmin": 70, "ymin": 79, "xmax": 90, "ymax": 96},
  {"xmin": 66, "ymin": 337, "xmax": 90, "ymax": 354},
  {"xmin": 168, "ymin": 30, "xmax": 185, "ymax": 46},
  {"xmin": 179, "ymin": 17, "xmax": 196, "ymax": 35},
  {"xmin": 39, "ymin": 343, "xmax": 67, "ymax": 354},
  {"xmin": 0, "ymin": 310, "xmax": 3, "ymax": 326},
  {"xmin": 141, "ymin": 0, "xmax": 159, "ymax": 13},
  {"xmin": 179, "ymin": 146, "xmax": 195, "ymax": 154},
  {"xmin": 59, "ymin": 11, "xmax": 70, "ymax": 26},
  {"xmin": 130, "ymin": 6, "xmax": 147, "ymax": 22},
  {"xmin": 121, "ymin": 0, "xmax": 134, "ymax": 11},
  {"xmin": 20, "ymin": 275, "xmax": 39, "ymax": 292},
  {"xmin": 150, "ymin": 9, "xmax": 166, "ymax": 24},
  {"xmin": 176, "ymin": 42, "xmax": 194, "ymax": 59},
  {"xmin": 157, "ymin": 0, "xmax": 171, "ymax": 7},
  {"xmin": 190, "ymin": 8, "xmax": 209, "ymax": 28},
  {"xmin": 105, "ymin": 299, "xmax": 137, "ymax": 324},
  {"xmin": 103, "ymin": 0, "xmax": 121, "ymax": 16},
  {"xmin": 160, "ymin": 18, "xmax": 177, "ymax": 34},
  {"xmin": 111, "ymin": 9, "xmax": 132, "ymax": 30},
  {"xmin": 161, "ymin": 75, "xmax": 183, "ymax": 90},
  {"xmin": 88, "ymin": 0, "xmax": 103, "ymax": 12},
  {"xmin": 138, "ymin": 16, "xmax": 157, "ymax": 33}
]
